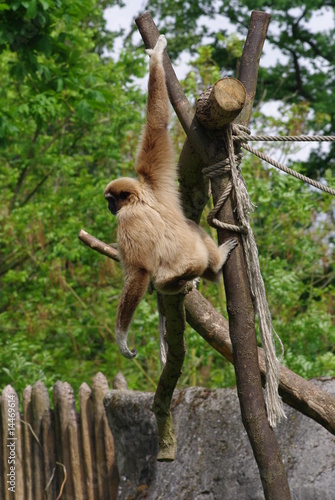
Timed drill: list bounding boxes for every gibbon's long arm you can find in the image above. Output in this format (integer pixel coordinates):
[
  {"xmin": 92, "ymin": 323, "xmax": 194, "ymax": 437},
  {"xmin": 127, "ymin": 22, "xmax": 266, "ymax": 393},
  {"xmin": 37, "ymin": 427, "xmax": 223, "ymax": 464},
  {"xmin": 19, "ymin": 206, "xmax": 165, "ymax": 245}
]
[
  {"xmin": 115, "ymin": 268, "xmax": 150, "ymax": 358},
  {"xmin": 136, "ymin": 35, "xmax": 176, "ymax": 191}
]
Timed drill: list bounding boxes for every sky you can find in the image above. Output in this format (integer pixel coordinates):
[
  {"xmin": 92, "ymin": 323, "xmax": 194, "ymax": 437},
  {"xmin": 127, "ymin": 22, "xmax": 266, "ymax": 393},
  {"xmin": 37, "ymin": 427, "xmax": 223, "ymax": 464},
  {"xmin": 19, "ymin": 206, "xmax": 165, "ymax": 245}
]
[
  {"xmin": 104, "ymin": 2, "xmax": 334, "ymax": 71},
  {"xmin": 103, "ymin": 3, "xmax": 334, "ymax": 163}
]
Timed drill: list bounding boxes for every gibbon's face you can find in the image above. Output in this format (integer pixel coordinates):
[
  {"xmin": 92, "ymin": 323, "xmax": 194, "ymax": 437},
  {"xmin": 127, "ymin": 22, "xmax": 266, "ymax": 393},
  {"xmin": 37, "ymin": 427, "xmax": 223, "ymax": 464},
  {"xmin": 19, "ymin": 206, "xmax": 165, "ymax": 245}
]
[{"xmin": 104, "ymin": 177, "xmax": 140, "ymax": 215}]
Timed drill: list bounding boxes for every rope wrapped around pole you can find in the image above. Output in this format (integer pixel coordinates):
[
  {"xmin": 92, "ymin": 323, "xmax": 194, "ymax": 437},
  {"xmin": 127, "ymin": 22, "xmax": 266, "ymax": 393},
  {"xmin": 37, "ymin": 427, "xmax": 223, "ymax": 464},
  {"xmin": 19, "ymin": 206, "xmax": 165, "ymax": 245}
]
[{"xmin": 203, "ymin": 124, "xmax": 286, "ymax": 427}]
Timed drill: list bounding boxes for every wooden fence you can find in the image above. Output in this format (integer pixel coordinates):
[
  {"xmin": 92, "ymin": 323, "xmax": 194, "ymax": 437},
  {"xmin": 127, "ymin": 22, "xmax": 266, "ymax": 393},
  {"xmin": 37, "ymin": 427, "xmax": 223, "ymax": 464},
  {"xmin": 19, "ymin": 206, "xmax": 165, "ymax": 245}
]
[{"xmin": 0, "ymin": 372, "xmax": 119, "ymax": 499}]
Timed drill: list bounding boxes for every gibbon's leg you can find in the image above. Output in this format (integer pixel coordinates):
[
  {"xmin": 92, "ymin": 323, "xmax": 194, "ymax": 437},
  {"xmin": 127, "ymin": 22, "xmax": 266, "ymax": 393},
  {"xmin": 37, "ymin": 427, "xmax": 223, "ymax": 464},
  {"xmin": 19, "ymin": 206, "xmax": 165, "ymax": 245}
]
[
  {"xmin": 155, "ymin": 274, "xmax": 194, "ymax": 295},
  {"xmin": 115, "ymin": 268, "xmax": 150, "ymax": 359},
  {"xmin": 203, "ymin": 238, "xmax": 238, "ymax": 281},
  {"xmin": 136, "ymin": 36, "xmax": 176, "ymax": 190},
  {"xmin": 186, "ymin": 220, "xmax": 238, "ymax": 281}
]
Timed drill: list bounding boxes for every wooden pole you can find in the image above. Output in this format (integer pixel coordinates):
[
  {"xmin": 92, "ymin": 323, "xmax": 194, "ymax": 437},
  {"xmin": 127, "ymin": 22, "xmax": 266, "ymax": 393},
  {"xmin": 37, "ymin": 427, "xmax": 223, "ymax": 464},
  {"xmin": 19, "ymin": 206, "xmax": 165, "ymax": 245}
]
[
  {"xmin": 136, "ymin": 10, "xmax": 291, "ymax": 498},
  {"xmin": 79, "ymin": 382, "xmax": 98, "ymax": 500},
  {"xmin": 22, "ymin": 385, "xmax": 34, "ymax": 500},
  {"xmin": 53, "ymin": 381, "xmax": 75, "ymax": 498},
  {"xmin": 152, "ymin": 293, "xmax": 186, "ymax": 461},
  {"xmin": 206, "ymin": 11, "xmax": 291, "ymax": 498},
  {"xmin": 92, "ymin": 372, "xmax": 119, "ymax": 498},
  {"xmin": 31, "ymin": 381, "xmax": 50, "ymax": 500},
  {"xmin": 196, "ymin": 78, "xmax": 246, "ymax": 129}
]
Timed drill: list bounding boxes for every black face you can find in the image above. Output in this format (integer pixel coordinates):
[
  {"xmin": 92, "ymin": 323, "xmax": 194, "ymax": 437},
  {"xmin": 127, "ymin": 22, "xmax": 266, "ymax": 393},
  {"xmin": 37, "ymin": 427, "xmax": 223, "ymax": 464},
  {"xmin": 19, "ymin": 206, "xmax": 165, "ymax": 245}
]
[{"xmin": 105, "ymin": 193, "xmax": 117, "ymax": 215}]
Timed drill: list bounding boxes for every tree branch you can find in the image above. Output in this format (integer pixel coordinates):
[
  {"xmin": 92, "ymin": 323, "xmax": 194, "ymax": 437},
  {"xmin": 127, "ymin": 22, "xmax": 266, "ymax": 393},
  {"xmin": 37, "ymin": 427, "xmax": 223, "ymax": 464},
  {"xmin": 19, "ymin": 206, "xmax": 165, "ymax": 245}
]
[
  {"xmin": 78, "ymin": 229, "xmax": 335, "ymax": 436},
  {"xmin": 185, "ymin": 287, "xmax": 335, "ymax": 435},
  {"xmin": 152, "ymin": 293, "xmax": 186, "ymax": 461},
  {"xmin": 78, "ymin": 229, "xmax": 120, "ymax": 262}
]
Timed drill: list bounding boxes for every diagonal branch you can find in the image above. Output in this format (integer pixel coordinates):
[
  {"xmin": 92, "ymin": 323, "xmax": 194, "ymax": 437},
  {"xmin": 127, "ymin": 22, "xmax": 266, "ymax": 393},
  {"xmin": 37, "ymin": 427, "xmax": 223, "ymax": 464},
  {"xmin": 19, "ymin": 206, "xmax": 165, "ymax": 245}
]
[{"xmin": 78, "ymin": 229, "xmax": 335, "ymax": 436}]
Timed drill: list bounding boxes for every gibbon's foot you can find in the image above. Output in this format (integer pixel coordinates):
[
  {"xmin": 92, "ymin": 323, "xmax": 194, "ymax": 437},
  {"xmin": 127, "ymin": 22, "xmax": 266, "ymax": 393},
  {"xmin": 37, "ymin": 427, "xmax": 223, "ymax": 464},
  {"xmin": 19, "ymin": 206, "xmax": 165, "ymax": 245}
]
[
  {"xmin": 219, "ymin": 238, "xmax": 238, "ymax": 262},
  {"xmin": 226, "ymin": 238, "xmax": 238, "ymax": 253},
  {"xmin": 145, "ymin": 34, "xmax": 167, "ymax": 59}
]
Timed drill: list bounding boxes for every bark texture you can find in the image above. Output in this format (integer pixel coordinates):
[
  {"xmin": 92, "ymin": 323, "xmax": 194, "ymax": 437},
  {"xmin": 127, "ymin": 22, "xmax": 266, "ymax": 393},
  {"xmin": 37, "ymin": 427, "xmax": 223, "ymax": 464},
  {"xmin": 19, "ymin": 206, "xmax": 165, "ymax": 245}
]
[{"xmin": 152, "ymin": 293, "xmax": 186, "ymax": 461}]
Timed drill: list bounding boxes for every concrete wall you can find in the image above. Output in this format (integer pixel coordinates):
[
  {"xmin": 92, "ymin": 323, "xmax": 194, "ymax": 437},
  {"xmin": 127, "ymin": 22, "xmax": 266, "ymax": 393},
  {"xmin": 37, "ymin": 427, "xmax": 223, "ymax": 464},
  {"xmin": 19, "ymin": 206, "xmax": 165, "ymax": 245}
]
[{"xmin": 105, "ymin": 378, "xmax": 335, "ymax": 500}]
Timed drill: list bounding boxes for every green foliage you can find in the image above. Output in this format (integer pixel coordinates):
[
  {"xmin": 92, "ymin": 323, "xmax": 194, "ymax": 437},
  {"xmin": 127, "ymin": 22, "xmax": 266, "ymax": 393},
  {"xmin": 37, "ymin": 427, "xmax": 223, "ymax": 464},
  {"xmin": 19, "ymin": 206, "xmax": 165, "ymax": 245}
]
[
  {"xmin": 0, "ymin": 0, "xmax": 148, "ymax": 397},
  {"xmin": 145, "ymin": 0, "xmax": 335, "ymax": 178},
  {"xmin": 0, "ymin": 0, "xmax": 334, "ymax": 403}
]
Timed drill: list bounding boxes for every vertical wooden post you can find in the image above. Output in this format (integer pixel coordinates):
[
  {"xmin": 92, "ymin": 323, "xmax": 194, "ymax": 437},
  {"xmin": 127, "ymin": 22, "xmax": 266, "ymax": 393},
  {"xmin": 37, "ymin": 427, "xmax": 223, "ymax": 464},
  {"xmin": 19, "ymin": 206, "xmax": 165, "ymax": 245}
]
[
  {"xmin": 92, "ymin": 372, "xmax": 119, "ymax": 499},
  {"xmin": 135, "ymin": 10, "xmax": 291, "ymax": 498},
  {"xmin": 0, "ymin": 386, "xmax": 24, "ymax": 500},
  {"xmin": 53, "ymin": 381, "xmax": 75, "ymax": 498},
  {"xmin": 31, "ymin": 381, "xmax": 50, "ymax": 500},
  {"xmin": 79, "ymin": 382, "xmax": 98, "ymax": 499},
  {"xmin": 42, "ymin": 403, "xmax": 56, "ymax": 500},
  {"xmin": 209, "ymin": 11, "xmax": 291, "ymax": 499}
]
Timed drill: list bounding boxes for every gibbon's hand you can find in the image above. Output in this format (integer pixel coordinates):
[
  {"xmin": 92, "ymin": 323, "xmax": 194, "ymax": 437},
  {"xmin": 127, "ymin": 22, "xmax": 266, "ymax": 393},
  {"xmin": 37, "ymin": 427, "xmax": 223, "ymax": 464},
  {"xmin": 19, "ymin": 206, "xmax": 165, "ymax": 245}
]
[
  {"xmin": 115, "ymin": 268, "xmax": 150, "ymax": 359},
  {"xmin": 145, "ymin": 34, "xmax": 167, "ymax": 58}
]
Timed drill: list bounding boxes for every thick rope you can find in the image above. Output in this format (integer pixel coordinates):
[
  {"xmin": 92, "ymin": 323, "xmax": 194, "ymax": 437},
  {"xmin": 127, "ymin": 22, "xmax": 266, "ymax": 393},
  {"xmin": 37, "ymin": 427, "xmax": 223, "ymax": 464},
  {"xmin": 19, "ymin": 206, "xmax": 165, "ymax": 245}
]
[
  {"xmin": 203, "ymin": 124, "xmax": 286, "ymax": 427},
  {"xmin": 202, "ymin": 122, "xmax": 334, "ymax": 426},
  {"xmin": 203, "ymin": 157, "xmax": 248, "ymax": 232},
  {"xmin": 243, "ymin": 143, "xmax": 335, "ymax": 196},
  {"xmin": 232, "ymin": 124, "xmax": 335, "ymax": 197}
]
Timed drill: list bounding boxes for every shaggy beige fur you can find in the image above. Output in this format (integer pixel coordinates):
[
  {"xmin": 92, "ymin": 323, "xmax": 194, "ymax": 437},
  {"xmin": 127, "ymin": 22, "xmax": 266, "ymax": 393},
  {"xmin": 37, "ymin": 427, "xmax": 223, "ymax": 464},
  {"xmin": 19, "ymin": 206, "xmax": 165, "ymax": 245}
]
[{"xmin": 104, "ymin": 36, "xmax": 237, "ymax": 358}]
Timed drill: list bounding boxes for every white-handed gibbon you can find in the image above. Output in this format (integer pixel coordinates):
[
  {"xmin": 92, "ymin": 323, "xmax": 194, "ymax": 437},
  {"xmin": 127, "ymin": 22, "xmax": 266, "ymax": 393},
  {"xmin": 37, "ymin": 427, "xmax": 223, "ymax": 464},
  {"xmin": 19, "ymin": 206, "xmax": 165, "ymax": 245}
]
[{"xmin": 104, "ymin": 35, "xmax": 237, "ymax": 359}]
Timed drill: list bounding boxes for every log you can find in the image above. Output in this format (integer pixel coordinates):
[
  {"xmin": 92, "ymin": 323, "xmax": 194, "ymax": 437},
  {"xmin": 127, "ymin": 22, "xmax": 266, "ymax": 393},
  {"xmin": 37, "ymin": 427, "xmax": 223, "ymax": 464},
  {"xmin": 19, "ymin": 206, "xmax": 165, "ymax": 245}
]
[
  {"xmin": 177, "ymin": 139, "xmax": 210, "ymax": 223},
  {"xmin": 31, "ymin": 381, "xmax": 50, "ymax": 500},
  {"xmin": 152, "ymin": 293, "xmax": 186, "ymax": 461},
  {"xmin": 53, "ymin": 381, "xmax": 75, "ymax": 498},
  {"xmin": 67, "ymin": 386, "xmax": 85, "ymax": 500},
  {"xmin": 1, "ymin": 385, "xmax": 24, "ymax": 500},
  {"xmin": 196, "ymin": 78, "xmax": 246, "ymax": 129},
  {"xmin": 92, "ymin": 372, "xmax": 119, "ymax": 499},
  {"xmin": 206, "ymin": 12, "xmax": 291, "ymax": 498},
  {"xmin": 42, "ymin": 401, "xmax": 56, "ymax": 500},
  {"xmin": 13, "ymin": 391, "xmax": 24, "ymax": 499}
]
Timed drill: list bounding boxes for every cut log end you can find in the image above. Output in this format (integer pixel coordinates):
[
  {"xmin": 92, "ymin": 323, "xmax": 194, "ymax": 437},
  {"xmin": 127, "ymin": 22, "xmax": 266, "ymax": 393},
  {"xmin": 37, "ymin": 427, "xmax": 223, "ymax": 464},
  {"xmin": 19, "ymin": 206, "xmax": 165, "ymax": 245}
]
[{"xmin": 196, "ymin": 77, "xmax": 246, "ymax": 129}]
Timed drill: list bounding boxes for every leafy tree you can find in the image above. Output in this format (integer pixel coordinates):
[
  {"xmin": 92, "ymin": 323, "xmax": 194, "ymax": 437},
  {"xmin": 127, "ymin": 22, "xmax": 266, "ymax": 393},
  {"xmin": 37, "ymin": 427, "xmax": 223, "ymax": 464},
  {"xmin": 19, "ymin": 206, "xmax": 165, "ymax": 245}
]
[
  {"xmin": 144, "ymin": 0, "xmax": 335, "ymax": 178},
  {"xmin": 0, "ymin": 0, "xmax": 150, "ymax": 395},
  {"xmin": 0, "ymin": 0, "xmax": 334, "ymax": 400}
]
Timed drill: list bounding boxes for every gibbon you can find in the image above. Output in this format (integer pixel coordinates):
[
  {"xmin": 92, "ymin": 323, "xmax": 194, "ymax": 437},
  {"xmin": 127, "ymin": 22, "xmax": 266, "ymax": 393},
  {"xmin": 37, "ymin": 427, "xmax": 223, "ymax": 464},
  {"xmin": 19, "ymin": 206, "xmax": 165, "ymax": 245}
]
[{"xmin": 104, "ymin": 35, "xmax": 237, "ymax": 359}]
